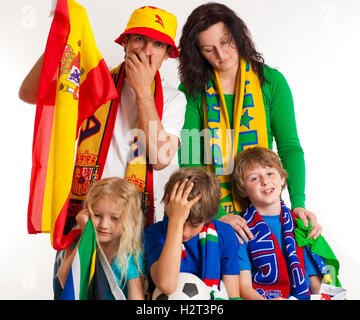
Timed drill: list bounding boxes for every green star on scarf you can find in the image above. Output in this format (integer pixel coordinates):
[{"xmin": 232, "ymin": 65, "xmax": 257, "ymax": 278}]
[{"xmin": 240, "ymin": 110, "xmax": 254, "ymax": 129}]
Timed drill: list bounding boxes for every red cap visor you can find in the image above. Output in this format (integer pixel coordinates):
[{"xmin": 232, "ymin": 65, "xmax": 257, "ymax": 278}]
[{"xmin": 115, "ymin": 27, "xmax": 179, "ymax": 58}]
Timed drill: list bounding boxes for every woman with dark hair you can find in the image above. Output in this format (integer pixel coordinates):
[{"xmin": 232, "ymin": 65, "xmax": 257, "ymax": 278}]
[{"xmin": 178, "ymin": 2, "xmax": 322, "ymax": 242}]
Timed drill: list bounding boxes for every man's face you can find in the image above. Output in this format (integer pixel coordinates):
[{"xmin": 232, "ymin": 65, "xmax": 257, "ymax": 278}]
[{"xmin": 122, "ymin": 34, "xmax": 171, "ymax": 72}]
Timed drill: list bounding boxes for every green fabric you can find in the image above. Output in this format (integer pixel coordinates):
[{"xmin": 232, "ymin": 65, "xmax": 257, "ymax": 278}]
[
  {"xmin": 224, "ymin": 94, "xmax": 235, "ymax": 127},
  {"xmin": 178, "ymin": 65, "xmax": 305, "ymax": 212},
  {"xmin": 214, "ymin": 297, "xmax": 242, "ymax": 300},
  {"xmin": 212, "ymin": 296, "xmax": 242, "ymax": 300},
  {"xmin": 215, "ymin": 202, "xmax": 228, "ymax": 219},
  {"xmin": 294, "ymin": 218, "xmax": 341, "ymax": 287}
]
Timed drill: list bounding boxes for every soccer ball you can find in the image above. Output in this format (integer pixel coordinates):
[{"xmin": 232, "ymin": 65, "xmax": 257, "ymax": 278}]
[{"xmin": 152, "ymin": 273, "xmax": 211, "ymax": 300}]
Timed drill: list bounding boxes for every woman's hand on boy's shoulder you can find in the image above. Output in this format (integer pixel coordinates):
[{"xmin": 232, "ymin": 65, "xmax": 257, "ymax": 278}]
[
  {"xmin": 219, "ymin": 215, "xmax": 253, "ymax": 244},
  {"xmin": 293, "ymin": 207, "xmax": 322, "ymax": 240}
]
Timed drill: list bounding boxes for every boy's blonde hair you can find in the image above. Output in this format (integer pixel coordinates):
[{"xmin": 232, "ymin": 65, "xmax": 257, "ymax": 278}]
[
  {"xmin": 232, "ymin": 147, "xmax": 288, "ymax": 210},
  {"xmin": 162, "ymin": 167, "xmax": 221, "ymax": 224},
  {"xmin": 83, "ymin": 177, "xmax": 144, "ymax": 287}
]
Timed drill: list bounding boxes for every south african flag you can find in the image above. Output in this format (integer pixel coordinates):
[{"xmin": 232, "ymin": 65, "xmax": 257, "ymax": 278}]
[{"xmin": 60, "ymin": 220, "xmax": 125, "ymax": 300}]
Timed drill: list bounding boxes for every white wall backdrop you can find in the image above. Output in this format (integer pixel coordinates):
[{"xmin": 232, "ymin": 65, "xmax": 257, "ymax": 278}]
[{"xmin": 1, "ymin": 0, "xmax": 359, "ymax": 299}]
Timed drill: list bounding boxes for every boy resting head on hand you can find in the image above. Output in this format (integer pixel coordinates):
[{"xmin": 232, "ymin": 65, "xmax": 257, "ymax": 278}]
[{"xmin": 144, "ymin": 167, "xmax": 240, "ymax": 298}]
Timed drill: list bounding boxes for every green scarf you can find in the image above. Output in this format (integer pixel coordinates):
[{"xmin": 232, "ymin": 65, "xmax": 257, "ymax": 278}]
[{"xmin": 295, "ymin": 219, "xmax": 341, "ymax": 287}]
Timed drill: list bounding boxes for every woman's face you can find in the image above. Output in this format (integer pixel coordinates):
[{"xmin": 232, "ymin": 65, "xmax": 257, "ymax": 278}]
[{"xmin": 198, "ymin": 22, "xmax": 240, "ymax": 74}]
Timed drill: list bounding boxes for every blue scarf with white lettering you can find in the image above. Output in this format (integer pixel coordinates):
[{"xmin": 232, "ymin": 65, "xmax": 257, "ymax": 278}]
[{"xmin": 244, "ymin": 201, "xmax": 310, "ymax": 299}]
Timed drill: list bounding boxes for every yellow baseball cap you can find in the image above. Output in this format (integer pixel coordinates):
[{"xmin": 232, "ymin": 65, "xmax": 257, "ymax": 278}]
[{"xmin": 115, "ymin": 6, "xmax": 180, "ymax": 58}]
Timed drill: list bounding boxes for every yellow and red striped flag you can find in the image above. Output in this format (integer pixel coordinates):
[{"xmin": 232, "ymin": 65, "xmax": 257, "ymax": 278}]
[{"xmin": 27, "ymin": 0, "xmax": 117, "ymax": 250}]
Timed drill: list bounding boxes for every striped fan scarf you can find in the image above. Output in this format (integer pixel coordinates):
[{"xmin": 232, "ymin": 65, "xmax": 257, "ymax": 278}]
[
  {"xmin": 68, "ymin": 62, "xmax": 163, "ymax": 236},
  {"xmin": 203, "ymin": 59, "xmax": 269, "ymax": 217},
  {"xmin": 181, "ymin": 223, "xmax": 220, "ymax": 291},
  {"xmin": 244, "ymin": 201, "xmax": 310, "ymax": 299}
]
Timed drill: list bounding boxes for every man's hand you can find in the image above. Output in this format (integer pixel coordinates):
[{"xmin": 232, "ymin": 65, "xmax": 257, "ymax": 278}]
[
  {"xmin": 18, "ymin": 53, "xmax": 44, "ymax": 104},
  {"xmin": 125, "ymin": 49, "xmax": 156, "ymax": 96}
]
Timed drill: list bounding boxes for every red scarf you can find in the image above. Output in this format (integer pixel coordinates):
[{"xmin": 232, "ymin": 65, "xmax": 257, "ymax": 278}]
[
  {"xmin": 66, "ymin": 63, "xmax": 163, "ymax": 239},
  {"xmin": 244, "ymin": 202, "xmax": 310, "ymax": 299}
]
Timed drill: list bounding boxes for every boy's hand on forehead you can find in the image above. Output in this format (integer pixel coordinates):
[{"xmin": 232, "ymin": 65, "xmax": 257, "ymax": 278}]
[{"xmin": 164, "ymin": 179, "xmax": 201, "ymax": 225}]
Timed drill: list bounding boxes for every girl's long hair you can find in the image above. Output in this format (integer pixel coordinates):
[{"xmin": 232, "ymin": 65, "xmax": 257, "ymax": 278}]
[
  {"xmin": 179, "ymin": 2, "xmax": 265, "ymax": 95},
  {"xmin": 84, "ymin": 177, "xmax": 144, "ymax": 288}
]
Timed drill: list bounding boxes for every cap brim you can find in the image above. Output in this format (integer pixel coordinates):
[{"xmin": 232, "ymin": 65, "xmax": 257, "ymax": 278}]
[{"xmin": 114, "ymin": 27, "xmax": 179, "ymax": 58}]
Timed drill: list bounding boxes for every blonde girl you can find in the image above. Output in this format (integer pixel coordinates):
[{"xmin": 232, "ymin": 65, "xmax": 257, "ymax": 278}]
[{"xmin": 57, "ymin": 177, "xmax": 145, "ymax": 299}]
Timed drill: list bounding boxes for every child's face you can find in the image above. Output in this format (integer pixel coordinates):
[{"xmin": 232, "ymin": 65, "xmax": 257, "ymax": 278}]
[
  {"xmin": 92, "ymin": 196, "xmax": 123, "ymax": 246},
  {"xmin": 182, "ymin": 221, "xmax": 205, "ymax": 242},
  {"xmin": 241, "ymin": 164, "xmax": 285, "ymax": 212}
]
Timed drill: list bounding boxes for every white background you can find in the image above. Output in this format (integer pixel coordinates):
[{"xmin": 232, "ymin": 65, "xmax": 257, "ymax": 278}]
[{"xmin": 1, "ymin": 0, "xmax": 359, "ymax": 299}]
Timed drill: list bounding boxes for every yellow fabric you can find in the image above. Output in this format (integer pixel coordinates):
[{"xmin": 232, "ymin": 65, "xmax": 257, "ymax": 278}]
[
  {"xmin": 70, "ymin": 64, "xmax": 122, "ymax": 204},
  {"xmin": 41, "ymin": 0, "xmax": 105, "ymax": 242},
  {"xmin": 203, "ymin": 59, "xmax": 269, "ymax": 214},
  {"xmin": 124, "ymin": 138, "xmax": 148, "ymax": 194},
  {"xmin": 124, "ymin": 6, "xmax": 177, "ymax": 42},
  {"xmin": 88, "ymin": 248, "xmax": 97, "ymax": 287},
  {"xmin": 72, "ymin": 64, "xmax": 157, "ymax": 222}
]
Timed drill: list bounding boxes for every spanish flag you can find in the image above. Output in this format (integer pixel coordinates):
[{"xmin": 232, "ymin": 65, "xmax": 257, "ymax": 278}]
[{"xmin": 27, "ymin": 0, "xmax": 117, "ymax": 250}]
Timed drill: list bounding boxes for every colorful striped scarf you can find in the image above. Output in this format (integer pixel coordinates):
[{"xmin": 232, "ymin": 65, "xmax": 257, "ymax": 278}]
[
  {"xmin": 203, "ymin": 59, "xmax": 268, "ymax": 216},
  {"xmin": 244, "ymin": 201, "xmax": 310, "ymax": 299},
  {"xmin": 67, "ymin": 62, "xmax": 163, "ymax": 240},
  {"xmin": 181, "ymin": 223, "xmax": 220, "ymax": 291}
]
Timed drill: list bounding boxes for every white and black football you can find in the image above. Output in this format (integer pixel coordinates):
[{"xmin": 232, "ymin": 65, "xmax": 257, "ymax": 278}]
[{"xmin": 152, "ymin": 273, "xmax": 211, "ymax": 300}]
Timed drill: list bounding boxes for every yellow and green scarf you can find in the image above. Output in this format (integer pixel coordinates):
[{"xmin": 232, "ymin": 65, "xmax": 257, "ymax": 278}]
[{"xmin": 203, "ymin": 59, "xmax": 268, "ymax": 215}]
